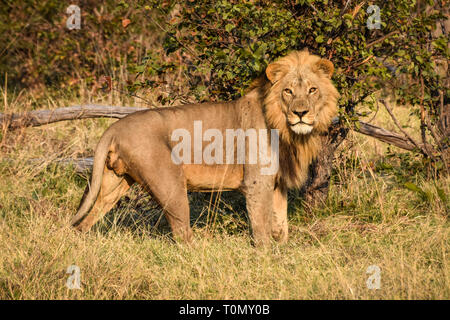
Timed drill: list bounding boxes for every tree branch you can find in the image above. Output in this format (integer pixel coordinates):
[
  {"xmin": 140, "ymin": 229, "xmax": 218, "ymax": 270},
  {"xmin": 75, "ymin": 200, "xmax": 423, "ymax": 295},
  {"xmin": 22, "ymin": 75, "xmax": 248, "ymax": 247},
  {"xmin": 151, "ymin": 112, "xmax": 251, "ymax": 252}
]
[
  {"xmin": 366, "ymin": 30, "xmax": 400, "ymax": 48},
  {"xmin": 379, "ymin": 99, "xmax": 428, "ymax": 155},
  {"xmin": 354, "ymin": 120, "xmax": 431, "ymax": 152},
  {"xmin": 0, "ymin": 105, "xmax": 148, "ymax": 130},
  {"xmin": 1, "ymin": 157, "xmax": 94, "ymax": 174},
  {"xmin": 0, "ymin": 105, "xmax": 433, "ymax": 153}
]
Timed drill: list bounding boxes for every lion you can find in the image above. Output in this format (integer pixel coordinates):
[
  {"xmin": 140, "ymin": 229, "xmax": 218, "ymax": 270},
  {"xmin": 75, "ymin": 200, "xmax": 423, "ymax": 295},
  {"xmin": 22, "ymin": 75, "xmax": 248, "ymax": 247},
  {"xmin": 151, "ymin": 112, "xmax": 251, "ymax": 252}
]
[{"xmin": 71, "ymin": 49, "xmax": 339, "ymax": 246}]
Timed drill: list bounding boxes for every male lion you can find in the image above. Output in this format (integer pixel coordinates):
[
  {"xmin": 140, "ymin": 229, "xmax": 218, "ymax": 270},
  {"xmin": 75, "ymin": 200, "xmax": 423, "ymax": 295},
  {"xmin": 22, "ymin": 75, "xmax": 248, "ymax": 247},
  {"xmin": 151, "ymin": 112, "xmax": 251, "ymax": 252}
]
[{"xmin": 71, "ymin": 49, "xmax": 339, "ymax": 245}]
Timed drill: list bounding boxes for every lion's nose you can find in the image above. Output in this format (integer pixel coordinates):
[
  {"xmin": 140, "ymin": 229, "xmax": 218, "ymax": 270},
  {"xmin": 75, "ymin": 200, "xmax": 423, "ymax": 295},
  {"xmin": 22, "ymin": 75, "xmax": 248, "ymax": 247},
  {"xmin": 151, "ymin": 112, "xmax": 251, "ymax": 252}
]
[{"xmin": 293, "ymin": 110, "xmax": 308, "ymax": 118}]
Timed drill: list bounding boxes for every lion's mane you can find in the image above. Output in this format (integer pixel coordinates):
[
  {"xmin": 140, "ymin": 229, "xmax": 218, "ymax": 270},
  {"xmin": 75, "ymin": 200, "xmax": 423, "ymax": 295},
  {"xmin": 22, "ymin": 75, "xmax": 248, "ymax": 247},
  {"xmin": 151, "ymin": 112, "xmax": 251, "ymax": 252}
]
[{"xmin": 250, "ymin": 50, "xmax": 340, "ymax": 190}]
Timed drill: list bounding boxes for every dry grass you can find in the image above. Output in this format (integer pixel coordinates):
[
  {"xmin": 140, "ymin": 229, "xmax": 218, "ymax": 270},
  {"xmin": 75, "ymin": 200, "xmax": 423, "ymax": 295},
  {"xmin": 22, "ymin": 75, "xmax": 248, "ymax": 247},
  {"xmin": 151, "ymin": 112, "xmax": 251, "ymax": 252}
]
[{"xmin": 0, "ymin": 87, "xmax": 448, "ymax": 300}]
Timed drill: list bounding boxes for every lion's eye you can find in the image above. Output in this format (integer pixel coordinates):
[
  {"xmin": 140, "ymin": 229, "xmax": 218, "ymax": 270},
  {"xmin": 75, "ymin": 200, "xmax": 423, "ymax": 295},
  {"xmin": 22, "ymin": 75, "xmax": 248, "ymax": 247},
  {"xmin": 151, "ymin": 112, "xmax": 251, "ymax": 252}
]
[
  {"xmin": 309, "ymin": 87, "xmax": 317, "ymax": 94},
  {"xmin": 284, "ymin": 88, "xmax": 293, "ymax": 95}
]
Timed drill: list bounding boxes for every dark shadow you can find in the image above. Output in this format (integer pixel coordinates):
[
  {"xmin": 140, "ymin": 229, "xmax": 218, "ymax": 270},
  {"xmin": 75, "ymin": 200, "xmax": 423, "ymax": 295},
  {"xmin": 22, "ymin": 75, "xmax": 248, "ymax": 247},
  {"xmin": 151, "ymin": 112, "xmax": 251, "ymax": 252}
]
[{"xmin": 96, "ymin": 184, "xmax": 249, "ymax": 238}]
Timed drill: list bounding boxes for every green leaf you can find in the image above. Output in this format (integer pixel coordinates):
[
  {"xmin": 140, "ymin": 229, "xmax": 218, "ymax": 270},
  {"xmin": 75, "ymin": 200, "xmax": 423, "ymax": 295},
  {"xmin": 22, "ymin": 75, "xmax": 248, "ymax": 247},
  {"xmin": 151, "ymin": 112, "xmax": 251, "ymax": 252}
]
[
  {"xmin": 404, "ymin": 182, "xmax": 430, "ymax": 202},
  {"xmin": 225, "ymin": 24, "xmax": 234, "ymax": 33},
  {"xmin": 404, "ymin": 182, "xmax": 424, "ymax": 194},
  {"xmin": 435, "ymin": 186, "xmax": 447, "ymax": 205}
]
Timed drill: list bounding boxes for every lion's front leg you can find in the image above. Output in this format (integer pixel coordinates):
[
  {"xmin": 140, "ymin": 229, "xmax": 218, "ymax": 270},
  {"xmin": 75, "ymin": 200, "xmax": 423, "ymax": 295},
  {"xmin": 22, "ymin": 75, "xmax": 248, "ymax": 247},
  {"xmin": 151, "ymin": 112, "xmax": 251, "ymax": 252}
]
[
  {"xmin": 272, "ymin": 187, "xmax": 288, "ymax": 243},
  {"xmin": 243, "ymin": 181, "xmax": 273, "ymax": 247}
]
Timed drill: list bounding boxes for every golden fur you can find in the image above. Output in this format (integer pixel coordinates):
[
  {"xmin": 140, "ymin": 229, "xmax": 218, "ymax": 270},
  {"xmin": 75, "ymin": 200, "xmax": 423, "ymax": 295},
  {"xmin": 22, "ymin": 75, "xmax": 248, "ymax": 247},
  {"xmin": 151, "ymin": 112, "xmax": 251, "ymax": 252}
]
[
  {"xmin": 71, "ymin": 49, "xmax": 339, "ymax": 246},
  {"xmin": 251, "ymin": 50, "xmax": 339, "ymax": 189}
]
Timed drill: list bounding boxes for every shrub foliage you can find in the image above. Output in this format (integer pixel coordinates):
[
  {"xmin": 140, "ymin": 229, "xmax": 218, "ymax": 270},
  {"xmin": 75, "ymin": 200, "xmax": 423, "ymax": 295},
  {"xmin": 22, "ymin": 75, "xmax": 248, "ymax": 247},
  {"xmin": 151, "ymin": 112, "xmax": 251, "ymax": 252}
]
[{"xmin": 0, "ymin": 0, "xmax": 448, "ymax": 166}]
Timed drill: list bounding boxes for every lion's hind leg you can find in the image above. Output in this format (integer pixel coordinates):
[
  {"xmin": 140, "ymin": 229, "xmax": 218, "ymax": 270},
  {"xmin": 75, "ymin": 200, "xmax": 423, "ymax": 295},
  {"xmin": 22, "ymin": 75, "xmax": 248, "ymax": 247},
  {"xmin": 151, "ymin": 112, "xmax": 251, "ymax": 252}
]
[
  {"xmin": 134, "ymin": 159, "xmax": 192, "ymax": 243},
  {"xmin": 74, "ymin": 166, "xmax": 133, "ymax": 232}
]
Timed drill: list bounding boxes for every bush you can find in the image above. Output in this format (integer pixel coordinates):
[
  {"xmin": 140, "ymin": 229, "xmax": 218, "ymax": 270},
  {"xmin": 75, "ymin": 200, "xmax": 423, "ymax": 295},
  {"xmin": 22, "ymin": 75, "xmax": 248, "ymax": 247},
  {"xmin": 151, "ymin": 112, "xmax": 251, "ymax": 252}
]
[
  {"xmin": 1, "ymin": 0, "xmax": 448, "ymax": 166},
  {"xmin": 0, "ymin": 0, "xmax": 159, "ymax": 94},
  {"xmin": 138, "ymin": 0, "xmax": 448, "ymax": 166}
]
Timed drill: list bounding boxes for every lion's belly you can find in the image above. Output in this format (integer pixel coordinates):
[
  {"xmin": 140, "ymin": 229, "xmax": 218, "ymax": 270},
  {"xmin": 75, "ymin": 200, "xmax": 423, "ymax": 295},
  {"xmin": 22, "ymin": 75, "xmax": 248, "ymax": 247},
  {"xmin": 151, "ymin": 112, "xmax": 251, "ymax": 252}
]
[{"xmin": 182, "ymin": 164, "xmax": 243, "ymax": 191}]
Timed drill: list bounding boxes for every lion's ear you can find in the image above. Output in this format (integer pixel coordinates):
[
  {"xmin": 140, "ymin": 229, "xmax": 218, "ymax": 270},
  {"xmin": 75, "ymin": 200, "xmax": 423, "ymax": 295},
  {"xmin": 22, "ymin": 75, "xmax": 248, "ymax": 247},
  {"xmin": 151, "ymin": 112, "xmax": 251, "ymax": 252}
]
[
  {"xmin": 266, "ymin": 62, "xmax": 285, "ymax": 84},
  {"xmin": 315, "ymin": 59, "xmax": 334, "ymax": 79}
]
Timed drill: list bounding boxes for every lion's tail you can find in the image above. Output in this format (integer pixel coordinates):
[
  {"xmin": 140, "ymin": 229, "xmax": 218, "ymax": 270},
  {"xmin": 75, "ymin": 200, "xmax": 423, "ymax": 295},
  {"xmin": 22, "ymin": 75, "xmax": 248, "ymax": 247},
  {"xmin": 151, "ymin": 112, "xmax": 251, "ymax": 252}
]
[{"xmin": 71, "ymin": 130, "xmax": 113, "ymax": 227}]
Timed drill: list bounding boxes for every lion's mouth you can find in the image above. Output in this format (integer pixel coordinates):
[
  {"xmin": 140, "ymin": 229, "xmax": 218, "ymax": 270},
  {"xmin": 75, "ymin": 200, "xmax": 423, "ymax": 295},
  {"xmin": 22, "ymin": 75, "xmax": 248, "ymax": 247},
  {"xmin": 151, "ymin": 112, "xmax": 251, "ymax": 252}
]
[
  {"xmin": 290, "ymin": 120, "xmax": 313, "ymax": 127},
  {"xmin": 289, "ymin": 122, "xmax": 314, "ymax": 135}
]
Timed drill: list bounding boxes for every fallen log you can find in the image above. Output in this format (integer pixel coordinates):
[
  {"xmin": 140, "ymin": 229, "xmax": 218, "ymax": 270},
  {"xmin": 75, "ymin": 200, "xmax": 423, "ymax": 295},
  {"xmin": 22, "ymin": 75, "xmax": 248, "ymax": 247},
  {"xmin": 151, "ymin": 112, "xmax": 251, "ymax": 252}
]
[
  {"xmin": 1, "ymin": 157, "xmax": 94, "ymax": 174},
  {"xmin": 356, "ymin": 121, "xmax": 422, "ymax": 152},
  {"xmin": 53, "ymin": 157, "xmax": 94, "ymax": 174},
  {"xmin": 0, "ymin": 105, "xmax": 148, "ymax": 130},
  {"xmin": 0, "ymin": 105, "xmax": 426, "ymax": 153}
]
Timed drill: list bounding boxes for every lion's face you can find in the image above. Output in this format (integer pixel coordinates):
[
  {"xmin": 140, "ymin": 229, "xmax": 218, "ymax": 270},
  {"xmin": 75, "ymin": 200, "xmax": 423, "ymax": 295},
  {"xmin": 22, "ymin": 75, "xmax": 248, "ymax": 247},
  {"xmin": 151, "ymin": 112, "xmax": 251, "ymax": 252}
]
[
  {"xmin": 264, "ymin": 50, "xmax": 339, "ymax": 137},
  {"xmin": 279, "ymin": 71, "xmax": 326, "ymax": 135}
]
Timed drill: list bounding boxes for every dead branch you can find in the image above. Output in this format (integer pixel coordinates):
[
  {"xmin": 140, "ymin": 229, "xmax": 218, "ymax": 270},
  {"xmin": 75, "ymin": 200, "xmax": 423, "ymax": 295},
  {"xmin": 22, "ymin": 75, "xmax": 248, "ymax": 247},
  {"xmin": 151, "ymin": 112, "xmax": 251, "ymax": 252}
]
[
  {"xmin": 54, "ymin": 157, "xmax": 94, "ymax": 174},
  {"xmin": 354, "ymin": 120, "xmax": 430, "ymax": 152},
  {"xmin": 379, "ymin": 99, "xmax": 428, "ymax": 155},
  {"xmin": 0, "ymin": 104, "xmax": 436, "ymax": 153},
  {"xmin": 1, "ymin": 157, "xmax": 94, "ymax": 174},
  {"xmin": 0, "ymin": 105, "xmax": 148, "ymax": 130}
]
